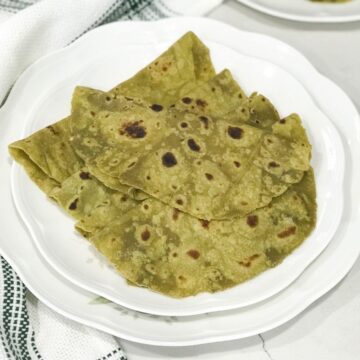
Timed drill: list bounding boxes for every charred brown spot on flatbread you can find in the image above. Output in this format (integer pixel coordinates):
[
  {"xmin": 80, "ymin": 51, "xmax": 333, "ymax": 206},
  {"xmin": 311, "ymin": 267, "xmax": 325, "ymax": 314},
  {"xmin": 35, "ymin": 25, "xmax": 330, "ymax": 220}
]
[
  {"xmin": 187, "ymin": 138, "xmax": 201, "ymax": 152},
  {"xmin": 239, "ymin": 254, "xmax": 260, "ymax": 268},
  {"xmin": 150, "ymin": 104, "xmax": 163, "ymax": 112},
  {"xmin": 187, "ymin": 250, "xmax": 200, "ymax": 260},
  {"xmin": 247, "ymin": 215, "xmax": 258, "ymax": 228},
  {"xmin": 199, "ymin": 219, "xmax": 210, "ymax": 229},
  {"xmin": 141, "ymin": 229, "xmax": 151, "ymax": 241},
  {"xmin": 162, "ymin": 152, "xmax": 177, "ymax": 167},
  {"xmin": 69, "ymin": 198, "xmax": 78, "ymax": 210},
  {"xmin": 196, "ymin": 99, "xmax": 207, "ymax": 108},
  {"xmin": 268, "ymin": 161, "xmax": 280, "ymax": 168},
  {"xmin": 199, "ymin": 116, "xmax": 209, "ymax": 129},
  {"xmin": 227, "ymin": 126, "xmax": 243, "ymax": 139},
  {"xmin": 120, "ymin": 121, "xmax": 146, "ymax": 139},
  {"xmin": 277, "ymin": 226, "xmax": 296, "ymax": 238},
  {"xmin": 182, "ymin": 97, "xmax": 192, "ymax": 104},
  {"xmin": 79, "ymin": 172, "xmax": 91, "ymax": 180}
]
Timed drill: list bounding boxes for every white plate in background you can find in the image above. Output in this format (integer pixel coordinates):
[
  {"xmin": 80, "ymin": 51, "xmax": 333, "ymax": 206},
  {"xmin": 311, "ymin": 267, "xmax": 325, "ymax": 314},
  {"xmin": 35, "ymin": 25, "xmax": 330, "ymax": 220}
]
[{"xmin": 237, "ymin": 0, "xmax": 360, "ymax": 23}]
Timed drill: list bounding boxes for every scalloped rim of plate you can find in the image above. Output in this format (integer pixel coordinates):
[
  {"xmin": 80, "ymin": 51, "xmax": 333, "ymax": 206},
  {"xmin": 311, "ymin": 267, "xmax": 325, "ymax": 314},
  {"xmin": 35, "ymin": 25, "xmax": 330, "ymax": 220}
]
[
  {"xmin": 236, "ymin": 0, "xmax": 360, "ymax": 23},
  {"xmin": 9, "ymin": 25, "xmax": 344, "ymax": 316},
  {"xmin": 0, "ymin": 17, "xmax": 359, "ymax": 346}
]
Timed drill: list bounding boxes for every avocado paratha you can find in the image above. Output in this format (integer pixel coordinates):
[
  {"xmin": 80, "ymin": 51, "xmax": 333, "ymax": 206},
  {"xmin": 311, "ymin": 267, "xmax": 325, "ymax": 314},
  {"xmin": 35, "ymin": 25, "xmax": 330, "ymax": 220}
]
[
  {"xmin": 69, "ymin": 80, "xmax": 311, "ymax": 220},
  {"xmin": 9, "ymin": 31, "xmax": 216, "ymax": 195},
  {"xmin": 89, "ymin": 169, "xmax": 316, "ymax": 297},
  {"xmin": 9, "ymin": 31, "xmax": 317, "ymax": 298}
]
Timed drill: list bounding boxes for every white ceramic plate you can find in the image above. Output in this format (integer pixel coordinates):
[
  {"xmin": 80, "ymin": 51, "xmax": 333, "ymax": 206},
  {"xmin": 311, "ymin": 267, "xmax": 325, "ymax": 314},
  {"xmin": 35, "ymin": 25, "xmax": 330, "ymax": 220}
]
[
  {"xmin": 0, "ymin": 18, "xmax": 359, "ymax": 346},
  {"xmin": 9, "ymin": 23, "xmax": 344, "ymax": 316},
  {"xmin": 237, "ymin": 0, "xmax": 360, "ymax": 23}
]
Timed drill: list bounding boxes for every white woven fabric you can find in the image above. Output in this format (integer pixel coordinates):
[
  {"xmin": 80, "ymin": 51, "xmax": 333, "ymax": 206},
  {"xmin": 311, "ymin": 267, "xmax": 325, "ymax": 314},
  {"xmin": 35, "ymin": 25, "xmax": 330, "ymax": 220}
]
[
  {"xmin": 27, "ymin": 293, "xmax": 125, "ymax": 360},
  {"xmin": 0, "ymin": 0, "xmax": 115, "ymax": 104},
  {"xmin": 0, "ymin": 1, "xmax": 222, "ymax": 359},
  {"xmin": 0, "ymin": 0, "xmax": 222, "ymax": 104}
]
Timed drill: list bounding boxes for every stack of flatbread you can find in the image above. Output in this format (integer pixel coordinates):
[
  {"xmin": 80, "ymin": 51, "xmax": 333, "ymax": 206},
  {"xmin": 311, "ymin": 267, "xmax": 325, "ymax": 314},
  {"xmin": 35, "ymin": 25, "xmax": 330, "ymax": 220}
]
[{"xmin": 9, "ymin": 32, "xmax": 316, "ymax": 298}]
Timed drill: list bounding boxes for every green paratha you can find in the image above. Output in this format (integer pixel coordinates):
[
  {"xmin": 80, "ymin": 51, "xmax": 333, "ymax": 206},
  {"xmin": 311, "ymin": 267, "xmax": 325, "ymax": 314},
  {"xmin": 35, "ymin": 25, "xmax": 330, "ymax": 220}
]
[
  {"xmin": 9, "ymin": 31, "xmax": 216, "ymax": 195},
  {"xmin": 9, "ymin": 118, "xmax": 82, "ymax": 193},
  {"xmin": 9, "ymin": 31, "xmax": 317, "ymax": 298},
  {"xmin": 89, "ymin": 169, "xmax": 316, "ymax": 297},
  {"xmin": 69, "ymin": 80, "xmax": 311, "ymax": 220},
  {"xmin": 50, "ymin": 169, "xmax": 138, "ymax": 235},
  {"xmin": 51, "ymin": 70, "xmax": 283, "ymax": 232}
]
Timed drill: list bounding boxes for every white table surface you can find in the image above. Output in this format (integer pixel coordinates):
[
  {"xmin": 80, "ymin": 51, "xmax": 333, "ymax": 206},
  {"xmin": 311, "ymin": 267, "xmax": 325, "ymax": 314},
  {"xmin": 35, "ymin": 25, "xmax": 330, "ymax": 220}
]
[{"xmin": 121, "ymin": 1, "xmax": 360, "ymax": 359}]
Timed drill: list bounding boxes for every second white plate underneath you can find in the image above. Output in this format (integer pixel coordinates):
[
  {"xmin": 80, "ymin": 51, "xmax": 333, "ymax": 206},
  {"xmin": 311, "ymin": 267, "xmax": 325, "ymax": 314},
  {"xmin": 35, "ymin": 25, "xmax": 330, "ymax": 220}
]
[{"xmin": 11, "ymin": 31, "xmax": 344, "ymax": 316}]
